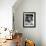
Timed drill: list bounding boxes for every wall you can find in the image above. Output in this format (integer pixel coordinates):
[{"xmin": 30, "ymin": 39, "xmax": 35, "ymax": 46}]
[
  {"xmin": 41, "ymin": 0, "xmax": 46, "ymax": 46},
  {"xmin": 13, "ymin": 0, "xmax": 41, "ymax": 46},
  {"xmin": 0, "ymin": 0, "xmax": 16, "ymax": 30},
  {"xmin": 0, "ymin": 0, "xmax": 17, "ymax": 39}
]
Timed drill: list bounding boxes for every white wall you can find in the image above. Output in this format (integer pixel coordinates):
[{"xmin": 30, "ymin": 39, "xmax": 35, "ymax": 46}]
[
  {"xmin": 41, "ymin": 0, "xmax": 46, "ymax": 46},
  {"xmin": 13, "ymin": 0, "xmax": 41, "ymax": 46},
  {"xmin": 0, "ymin": 0, "xmax": 16, "ymax": 30}
]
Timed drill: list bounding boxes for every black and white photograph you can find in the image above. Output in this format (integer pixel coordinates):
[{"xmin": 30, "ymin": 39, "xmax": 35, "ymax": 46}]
[{"xmin": 23, "ymin": 12, "xmax": 36, "ymax": 28}]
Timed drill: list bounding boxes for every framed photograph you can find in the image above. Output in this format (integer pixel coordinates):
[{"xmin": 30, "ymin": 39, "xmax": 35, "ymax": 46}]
[{"xmin": 23, "ymin": 12, "xmax": 36, "ymax": 28}]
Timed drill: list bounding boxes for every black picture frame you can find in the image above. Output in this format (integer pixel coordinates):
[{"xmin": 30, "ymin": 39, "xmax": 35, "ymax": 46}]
[{"xmin": 23, "ymin": 12, "xmax": 36, "ymax": 28}]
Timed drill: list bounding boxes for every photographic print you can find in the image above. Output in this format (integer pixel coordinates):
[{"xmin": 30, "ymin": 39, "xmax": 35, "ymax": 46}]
[{"xmin": 23, "ymin": 12, "xmax": 36, "ymax": 28}]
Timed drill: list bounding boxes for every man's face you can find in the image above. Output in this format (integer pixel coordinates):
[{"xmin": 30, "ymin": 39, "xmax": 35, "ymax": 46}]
[{"xmin": 25, "ymin": 14, "xmax": 33, "ymax": 23}]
